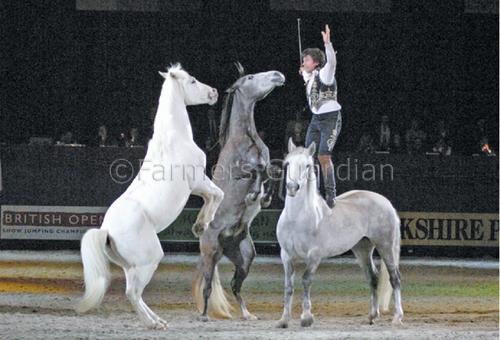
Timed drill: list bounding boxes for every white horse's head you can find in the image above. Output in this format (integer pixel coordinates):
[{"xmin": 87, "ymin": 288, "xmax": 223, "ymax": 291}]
[
  {"xmin": 159, "ymin": 64, "xmax": 218, "ymax": 106},
  {"xmin": 227, "ymin": 62, "xmax": 285, "ymax": 101},
  {"xmin": 284, "ymin": 138, "xmax": 316, "ymax": 197}
]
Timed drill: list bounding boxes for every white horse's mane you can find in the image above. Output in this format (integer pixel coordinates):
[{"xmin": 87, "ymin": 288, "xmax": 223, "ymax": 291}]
[
  {"xmin": 285, "ymin": 148, "xmax": 318, "ymax": 191},
  {"xmin": 286, "ymin": 146, "xmax": 310, "ymax": 158},
  {"xmin": 286, "ymin": 147, "xmax": 325, "ymax": 222},
  {"xmin": 166, "ymin": 63, "xmax": 189, "ymax": 79},
  {"xmin": 168, "ymin": 63, "xmax": 183, "ymax": 71},
  {"xmin": 149, "ymin": 63, "xmax": 191, "ymax": 158}
]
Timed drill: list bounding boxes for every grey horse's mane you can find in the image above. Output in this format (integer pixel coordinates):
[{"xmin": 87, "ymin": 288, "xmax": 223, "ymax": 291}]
[
  {"xmin": 218, "ymin": 62, "xmax": 245, "ymax": 147},
  {"xmin": 218, "ymin": 90, "xmax": 235, "ymax": 147}
]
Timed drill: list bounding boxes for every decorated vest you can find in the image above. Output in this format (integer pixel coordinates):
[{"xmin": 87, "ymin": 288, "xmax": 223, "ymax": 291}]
[{"xmin": 307, "ymin": 72, "xmax": 337, "ymax": 111}]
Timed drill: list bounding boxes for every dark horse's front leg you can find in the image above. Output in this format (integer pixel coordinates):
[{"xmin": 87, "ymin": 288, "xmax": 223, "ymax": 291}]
[{"xmin": 260, "ymin": 164, "xmax": 282, "ymax": 208}]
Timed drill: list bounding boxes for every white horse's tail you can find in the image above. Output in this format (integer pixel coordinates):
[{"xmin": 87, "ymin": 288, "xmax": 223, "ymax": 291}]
[
  {"xmin": 192, "ymin": 264, "xmax": 233, "ymax": 319},
  {"xmin": 377, "ymin": 260, "xmax": 392, "ymax": 312},
  {"xmin": 76, "ymin": 228, "xmax": 111, "ymax": 313}
]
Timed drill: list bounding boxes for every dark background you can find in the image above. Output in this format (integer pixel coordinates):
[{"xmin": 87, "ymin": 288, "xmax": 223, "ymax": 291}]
[{"xmin": 1, "ymin": 0, "xmax": 499, "ymax": 154}]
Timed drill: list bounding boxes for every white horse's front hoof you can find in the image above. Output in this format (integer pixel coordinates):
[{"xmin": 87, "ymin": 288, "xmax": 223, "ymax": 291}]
[
  {"xmin": 157, "ymin": 318, "xmax": 169, "ymax": 329},
  {"xmin": 197, "ymin": 315, "xmax": 210, "ymax": 322},
  {"xmin": 392, "ymin": 315, "xmax": 403, "ymax": 325},
  {"xmin": 368, "ymin": 310, "xmax": 379, "ymax": 324},
  {"xmin": 242, "ymin": 313, "xmax": 259, "ymax": 321},
  {"xmin": 300, "ymin": 314, "xmax": 314, "ymax": 327},
  {"xmin": 148, "ymin": 320, "xmax": 168, "ymax": 330},
  {"xmin": 276, "ymin": 319, "xmax": 289, "ymax": 328}
]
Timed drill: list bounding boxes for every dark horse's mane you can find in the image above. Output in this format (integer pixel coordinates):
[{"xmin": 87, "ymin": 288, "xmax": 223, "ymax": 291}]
[{"xmin": 218, "ymin": 89, "xmax": 235, "ymax": 148}]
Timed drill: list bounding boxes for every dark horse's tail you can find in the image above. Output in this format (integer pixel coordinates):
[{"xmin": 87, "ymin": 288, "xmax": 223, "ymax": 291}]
[{"xmin": 192, "ymin": 259, "xmax": 233, "ymax": 319}]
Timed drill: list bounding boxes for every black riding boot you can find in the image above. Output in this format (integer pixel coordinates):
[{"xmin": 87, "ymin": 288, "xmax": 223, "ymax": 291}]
[
  {"xmin": 313, "ymin": 160, "xmax": 321, "ymax": 190},
  {"xmin": 322, "ymin": 166, "xmax": 336, "ymax": 208}
]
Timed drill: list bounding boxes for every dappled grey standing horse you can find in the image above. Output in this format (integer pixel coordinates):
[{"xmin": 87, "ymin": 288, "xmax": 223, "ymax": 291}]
[
  {"xmin": 276, "ymin": 139, "xmax": 403, "ymax": 328},
  {"xmin": 192, "ymin": 63, "xmax": 285, "ymax": 321}
]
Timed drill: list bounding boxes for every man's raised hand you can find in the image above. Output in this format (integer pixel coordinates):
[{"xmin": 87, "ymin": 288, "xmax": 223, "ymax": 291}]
[{"xmin": 321, "ymin": 24, "xmax": 331, "ymax": 44}]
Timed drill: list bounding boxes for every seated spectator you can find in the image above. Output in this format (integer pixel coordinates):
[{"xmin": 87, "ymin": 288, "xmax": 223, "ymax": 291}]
[
  {"xmin": 288, "ymin": 122, "xmax": 306, "ymax": 146},
  {"xmin": 126, "ymin": 127, "xmax": 143, "ymax": 147},
  {"xmin": 479, "ymin": 136, "xmax": 496, "ymax": 156},
  {"xmin": 475, "ymin": 119, "xmax": 496, "ymax": 156},
  {"xmin": 204, "ymin": 136, "xmax": 215, "ymax": 152},
  {"xmin": 405, "ymin": 119, "xmax": 426, "ymax": 155},
  {"xmin": 433, "ymin": 139, "xmax": 452, "ymax": 156},
  {"xmin": 432, "ymin": 120, "xmax": 452, "ymax": 156},
  {"xmin": 203, "ymin": 136, "xmax": 219, "ymax": 167},
  {"xmin": 207, "ymin": 106, "xmax": 218, "ymax": 143},
  {"xmin": 392, "ymin": 133, "xmax": 403, "ymax": 154},
  {"xmin": 284, "ymin": 111, "xmax": 308, "ymax": 153},
  {"xmin": 57, "ymin": 131, "xmax": 76, "ymax": 145},
  {"xmin": 144, "ymin": 104, "xmax": 157, "ymax": 141},
  {"xmin": 357, "ymin": 132, "xmax": 376, "ymax": 154},
  {"xmin": 28, "ymin": 137, "xmax": 53, "ymax": 146},
  {"xmin": 258, "ymin": 130, "xmax": 267, "ymax": 143},
  {"xmin": 117, "ymin": 131, "xmax": 128, "ymax": 147},
  {"xmin": 377, "ymin": 115, "xmax": 391, "ymax": 151},
  {"xmin": 97, "ymin": 125, "xmax": 115, "ymax": 147}
]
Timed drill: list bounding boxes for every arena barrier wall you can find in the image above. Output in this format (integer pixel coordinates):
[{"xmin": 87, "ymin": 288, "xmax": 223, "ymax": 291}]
[{"xmin": 0, "ymin": 146, "xmax": 498, "ymax": 257}]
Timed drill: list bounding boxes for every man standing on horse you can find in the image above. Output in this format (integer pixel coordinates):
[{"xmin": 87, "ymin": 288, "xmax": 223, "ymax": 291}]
[{"xmin": 300, "ymin": 24, "xmax": 342, "ymax": 208}]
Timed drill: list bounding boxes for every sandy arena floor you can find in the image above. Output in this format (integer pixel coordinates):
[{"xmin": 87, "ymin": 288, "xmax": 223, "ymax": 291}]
[{"xmin": 0, "ymin": 251, "xmax": 497, "ymax": 339}]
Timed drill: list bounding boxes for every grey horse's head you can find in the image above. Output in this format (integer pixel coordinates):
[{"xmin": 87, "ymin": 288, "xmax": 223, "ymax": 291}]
[
  {"xmin": 284, "ymin": 138, "xmax": 316, "ymax": 197},
  {"xmin": 227, "ymin": 62, "xmax": 285, "ymax": 101},
  {"xmin": 219, "ymin": 63, "xmax": 285, "ymax": 146}
]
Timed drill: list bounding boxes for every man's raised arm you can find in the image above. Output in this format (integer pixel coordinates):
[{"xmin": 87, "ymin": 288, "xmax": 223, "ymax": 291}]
[{"xmin": 319, "ymin": 24, "xmax": 337, "ymax": 85}]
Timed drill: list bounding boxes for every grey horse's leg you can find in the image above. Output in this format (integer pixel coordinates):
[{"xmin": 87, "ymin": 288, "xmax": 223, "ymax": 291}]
[
  {"xmin": 276, "ymin": 249, "xmax": 295, "ymax": 328},
  {"xmin": 377, "ymin": 243, "xmax": 403, "ymax": 324},
  {"xmin": 352, "ymin": 238, "xmax": 379, "ymax": 324},
  {"xmin": 300, "ymin": 256, "xmax": 321, "ymax": 327},
  {"xmin": 198, "ymin": 243, "xmax": 223, "ymax": 321},
  {"xmin": 260, "ymin": 165, "xmax": 281, "ymax": 208},
  {"xmin": 244, "ymin": 170, "xmax": 263, "ymax": 204},
  {"xmin": 225, "ymin": 236, "xmax": 258, "ymax": 320}
]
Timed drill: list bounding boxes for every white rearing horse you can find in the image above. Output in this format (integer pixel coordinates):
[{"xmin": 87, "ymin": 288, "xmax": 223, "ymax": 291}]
[
  {"xmin": 276, "ymin": 138, "xmax": 403, "ymax": 329},
  {"xmin": 76, "ymin": 64, "xmax": 223, "ymax": 330}
]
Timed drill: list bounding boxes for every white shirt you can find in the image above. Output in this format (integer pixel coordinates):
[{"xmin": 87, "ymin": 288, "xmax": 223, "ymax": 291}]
[{"xmin": 302, "ymin": 42, "xmax": 342, "ymax": 114}]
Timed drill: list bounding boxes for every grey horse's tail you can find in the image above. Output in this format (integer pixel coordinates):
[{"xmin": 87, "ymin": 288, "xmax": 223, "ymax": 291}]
[
  {"xmin": 192, "ymin": 263, "xmax": 233, "ymax": 319},
  {"xmin": 378, "ymin": 210, "xmax": 401, "ymax": 312},
  {"xmin": 377, "ymin": 260, "xmax": 392, "ymax": 312}
]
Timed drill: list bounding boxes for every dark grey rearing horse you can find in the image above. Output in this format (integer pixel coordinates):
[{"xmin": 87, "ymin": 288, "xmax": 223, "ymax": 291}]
[{"xmin": 192, "ymin": 63, "xmax": 285, "ymax": 321}]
